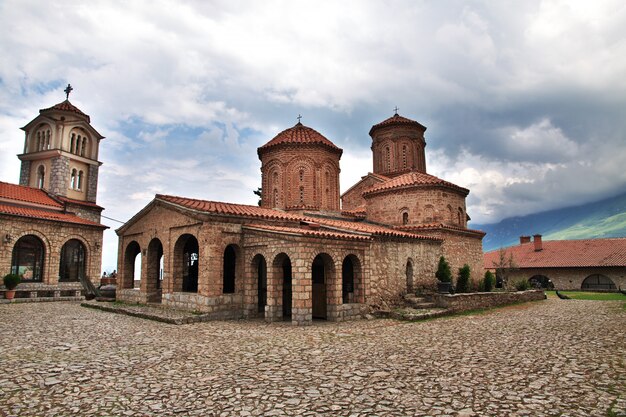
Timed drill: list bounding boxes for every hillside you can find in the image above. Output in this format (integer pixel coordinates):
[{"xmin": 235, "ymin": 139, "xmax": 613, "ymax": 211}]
[{"xmin": 471, "ymin": 192, "xmax": 626, "ymax": 251}]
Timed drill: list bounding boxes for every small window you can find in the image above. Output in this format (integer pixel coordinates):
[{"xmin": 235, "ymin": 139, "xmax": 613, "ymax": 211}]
[
  {"xmin": 70, "ymin": 169, "xmax": 77, "ymax": 189},
  {"xmin": 77, "ymin": 171, "xmax": 84, "ymax": 191},
  {"xmin": 37, "ymin": 165, "xmax": 45, "ymax": 189},
  {"xmin": 402, "ymin": 212, "xmax": 409, "ymax": 225},
  {"xmin": 70, "ymin": 134, "xmax": 76, "ymax": 153}
]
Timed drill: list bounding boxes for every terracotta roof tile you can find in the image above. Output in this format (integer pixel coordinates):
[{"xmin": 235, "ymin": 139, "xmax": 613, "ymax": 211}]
[
  {"xmin": 0, "ymin": 203, "xmax": 107, "ymax": 228},
  {"xmin": 363, "ymin": 172, "xmax": 469, "ymax": 197},
  {"xmin": 243, "ymin": 224, "xmax": 372, "ymax": 241},
  {"xmin": 57, "ymin": 196, "xmax": 104, "ymax": 210},
  {"xmin": 40, "ymin": 100, "xmax": 90, "ymax": 121},
  {"xmin": 312, "ymin": 217, "xmax": 441, "ymax": 241},
  {"xmin": 258, "ymin": 122, "xmax": 342, "ymax": 154},
  {"xmin": 369, "ymin": 113, "xmax": 426, "ymax": 135},
  {"xmin": 397, "ymin": 223, "xmax": 486, "ymax": 236},
  {"xmin": 0, "ymin": 182, "xmax": 62, "ymax": 208},
  {"xmin": 484, "ymin": 238, "xmax": 626, "ymax": 268},
  {"xmin": 341, "ymin": 206, "xmax": 367, "ymax": 219},
  {"xmin": 157, "ymin": 194, "xmax": 307, "ymax": 221}
]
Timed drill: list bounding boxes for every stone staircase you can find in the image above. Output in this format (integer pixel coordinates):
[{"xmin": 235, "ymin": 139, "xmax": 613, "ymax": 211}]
[
  {"xmin": 403, "ymin": 293, "xmax": 438, "ymax": 309},
  {"xmin": 387, "ymin": 293, "xmax": 450, "ymax": 322}
]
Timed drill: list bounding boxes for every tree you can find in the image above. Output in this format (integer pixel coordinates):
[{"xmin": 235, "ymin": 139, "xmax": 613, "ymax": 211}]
[
  {"xmin": 253, "ymin": 187, "xmax": 262, "ymax": 206},
  {"xmin": 435, "ymin": 256, "xmax": 452, "ymax": 283},
  {"xmin": 492, "ymin": 248, "xmax": 518, "ymax": 289},
  {"xmin": 456, "ymin": 264, "xmax": 471, "ymax": 293},
  {"xmin": 483, "ymin": 270, "xmax": 495, "ymax": 292}
]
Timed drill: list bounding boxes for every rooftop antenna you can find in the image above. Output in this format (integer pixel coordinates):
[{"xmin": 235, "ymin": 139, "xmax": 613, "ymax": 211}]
[{"xmin": 64, "ymin": 84, "xmax": 73, "ymax": 100}]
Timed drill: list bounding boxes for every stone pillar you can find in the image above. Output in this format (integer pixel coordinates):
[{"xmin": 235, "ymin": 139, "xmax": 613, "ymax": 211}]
[
  {"xmin": 86, "ymin": 164, "xmax": 99, "ymax": 202},
  {"xmin": 19, "ymin": 160, "xmax": 31, "ymax": 186},
  {"xmin": 49, "ymin": 156, "xmax": 70, "ymax": 196},
  {"xmin": 291, "ymin": 259, "xmax": 312, "ymax": 325}
]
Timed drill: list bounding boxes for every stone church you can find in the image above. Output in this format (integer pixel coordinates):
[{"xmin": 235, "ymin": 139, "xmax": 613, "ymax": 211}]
[
  {"xmin": 116, "ymin": 112, "xmax": 484, "ymax": 324},
  {"xmin": 1, "ymin": 88, "xmax": 107, "ymax": 299}
]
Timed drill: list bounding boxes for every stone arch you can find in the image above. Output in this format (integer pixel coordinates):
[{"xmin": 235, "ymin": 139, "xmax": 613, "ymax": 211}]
[
  {"xmin": 581, "ymin": 274, "xmax": 616, "ymax": 291},
  {"xmin": 399, "ymin": 206, "xmax": 410, "ymax": 225},
  {"xmin": 173, "ymin": 234, "xmax": 199, "ymax": 293},
  {"xmin": 11, "ymin": 234, "xmax": 46, "ymax": 282},
  {"xmin": 59, "ymin": 239, "xmax": 87, "ymax": 282},
  {"xmin": 342, "ymin": 254, "xmax": 363, "ymax": 304},
  {"xmin": 447, "ymin": 204, "xmax": 454, "ymax": 223},
  {"xmin": 251, "ymin": 254, "xmax": 267, "ymax": 315},
  {"xmin": 122, "ymin": 241, "xmax": 141, "ymax": 289},
  {"xmin": 272, "ymin": 252, "xmax": 293, "ymax": 320},
  {"xmin": 31, "ymin": 123, "xmax": 52, "ymax": 152},
  {"xmin": 263, "ymin": 160, "xmax": 284, "ymax": 208},
  {"xmin": 528, "ymin": 274, "xmax": 553, "ymax": 289},
  {"xmin": 406, "ymin": 258, "xmax": 414, "ymax": 293},
  {"xmin": 223, "ymin": 244, "xmax": 242, "ymax": 294},
  {"xmin": 147, "ymin": 238, "xmax": 164, "ymax": 298},
  {"xmin": 312, "ymin": 253, "xmax": 336, "ymax": 319},
  {"xmin": 424, "ymin": 204, "xmax": 435, "ymax": 223}
]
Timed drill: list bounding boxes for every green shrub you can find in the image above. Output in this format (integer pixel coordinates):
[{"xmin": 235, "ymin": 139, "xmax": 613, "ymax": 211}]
[
  {"xmin": 477, "ymin": 279, "xmax": 485, "ymax": 292},
  {"xmin": 483, "ymin": 271, "xmax": 495, "ymax": 292},
  {"xmin": 3, "ymin": 273, "xmax": 21, "ymax": 290},
  {"xmin": 514, "ymin": 279, "xmax": 530, "ymax": 291},
  {"xmin": 435, "ymin": 256, "xmax": 452, "ymax": 283},
  {"xmin": 456, "ymin": 264, "xmax": 471, "ymax": 293}
]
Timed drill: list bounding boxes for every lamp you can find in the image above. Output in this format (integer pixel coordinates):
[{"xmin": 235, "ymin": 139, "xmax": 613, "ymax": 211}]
[{"xmin": 3, "ymin": 234, "xmax": 11, "ymax": 244}]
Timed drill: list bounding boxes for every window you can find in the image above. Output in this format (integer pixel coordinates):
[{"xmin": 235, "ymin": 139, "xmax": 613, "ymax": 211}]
[
  {"xmin": 37, "ymin": 165, "xmax": 45, "ymax": 189},
  {"xmin": 402, "ymin": 212, "xmax": 409, "ymax": 225},
  {"xmin": 81, "ymin": 138, "xmax": 87, "ymax": 156},
  {"xmin": 11, "ymin": 235, "xmax": 45, "ymax": 282},
  {"xmin": 59, "ymin": 239, "xmax": 86, "ymax": 282},
  {"xmin": 223, "ymin": 245, "xmax": 237, "ymax": 293},
  {"xmin": 70, "ymin": 134, "xmax": 75, "ymax": 153},
  {"xmin": 77, "ymin": 171, "xmax": 84, "ymax": 191},
  {"xmin": 70, "ymin": 169, "xmax": 77, "ymax": 189}
]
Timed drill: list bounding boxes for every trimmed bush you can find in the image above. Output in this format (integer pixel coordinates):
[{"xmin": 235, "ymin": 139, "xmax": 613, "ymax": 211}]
[
  {"xmin": 483, "ymin": 271, "xmax": 495, "ymax": 292},
  {"xmin": 3, "ymin": 273, "xmax": 21, "ymax": 290},
  {"xmin": 456, "ymin": 264, "xmax": 471, "ymax": 293},
  {"xmin": 435, "ymin": 256, "xmax": 452, "ymax": 283},
  {"xmin": 514, "ymin": 279, "xmax": 531, "ymax": 291}
]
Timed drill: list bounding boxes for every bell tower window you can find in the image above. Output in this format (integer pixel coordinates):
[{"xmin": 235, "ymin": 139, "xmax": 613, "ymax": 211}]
[
  {"xmin": 37, "ymin": 165, "xmax": 45, "ymax": 189},
  {"xmin": 70, "ymin": 169, "xmax": 77, "ymax": 189},
  {"xmin": 77, "ymin": 171, "xmax": 84, "ymax": 191}
]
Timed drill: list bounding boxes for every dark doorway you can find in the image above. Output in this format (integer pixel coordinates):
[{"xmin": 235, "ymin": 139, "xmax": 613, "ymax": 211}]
[
  {"xmin": 182, "ymin": 237, "xmax": 199, "ymax": 293},
  {"xmin": 342, "ymin": 256, "xmax": 354, "ymax": 304},
  {"xmin": 312, "ymin": 255, "xmax": 327, "ymax": 319},
  {"xmin": 406, "ymin": 260, "xmax": 414, "ymax": 293},
  {"xmin": 282, "ymin": 257, "xmax": 292, "ymax": 319},
  {"xmin": 582, "ymin": 274, "xmax": 616, "ymax": 291},
  {"xmin": 223, "ymin": 245, "xmax": 236, "ymax": 293},
  {"xmin": 59, "ymin": 239, "xmax": 86, "ymax": 282},
  {"xmin": 123, "ymin": 241, "xmax": 141, "ymax": 289},
  {"xmin": 255, "ymin": 255, "xmax": 267, "ymax": 314},
  {"xmin": 11, "ymin": 235, "xmax": 45, "ymax": 282},
  {"xmin": 529, "ymin": 275, "xmax": 553, "ymax": 289}
]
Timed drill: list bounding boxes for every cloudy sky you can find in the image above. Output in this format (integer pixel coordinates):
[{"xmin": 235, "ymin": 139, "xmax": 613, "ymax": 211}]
[{"xmin": 1, "ymin": 0, "xmax": 625, "ymax": 271}]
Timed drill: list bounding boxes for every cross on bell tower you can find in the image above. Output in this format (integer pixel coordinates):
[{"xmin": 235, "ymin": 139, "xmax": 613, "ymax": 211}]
[{"xmin": 64, "ymin": 84, "xmax": 73, "ymax": 100}]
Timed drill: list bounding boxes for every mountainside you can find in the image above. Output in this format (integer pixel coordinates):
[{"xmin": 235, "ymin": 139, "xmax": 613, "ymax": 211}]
[{"xmin": 471, "ymin": 192, "xmax": 626, "ymax": 252}]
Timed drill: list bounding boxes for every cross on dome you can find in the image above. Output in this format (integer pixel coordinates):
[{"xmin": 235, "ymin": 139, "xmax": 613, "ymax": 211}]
[
  {"xmin": 64, "ymin": 84, "xmax": 73, "ymax": 100},
  {"xmin": 393, "ymin": 106, "xmax": 399, "ymax": 115}
]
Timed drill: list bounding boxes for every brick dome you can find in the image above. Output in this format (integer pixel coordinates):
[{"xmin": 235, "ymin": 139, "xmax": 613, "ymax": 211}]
[
  {"xmin": 369, "ymin": 113, "xmax": 426, "ymax": 136},
  {"xmin": 258, "ymin": 122, "xmax": 342, "ymax": 156}
]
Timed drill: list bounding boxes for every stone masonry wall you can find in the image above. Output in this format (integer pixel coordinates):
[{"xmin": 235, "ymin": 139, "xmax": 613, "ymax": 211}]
[
  {"xmin": 341, "ymin": 175, "xmax": 383, "ymax": 212},
  {"xmin": 432, "ymin": 290, "xmax": 546, "ymax": 311},
  {"xmin": 87, "ymin": 164, "xmax": 99, "ymax": 202},
  {"xmin": 49, "ymin": 155, "xmax": 70, "ymax": 197},
  {"xmin": 19, "ymin": 160, "xmax": 31, "ymax": 186},
  {"xmin": 504, "ymin": 267, "xmax": 626, "ymax": 291},
  {"xmin": 365, "ymin": 187, "xmax": 467, "ymax": 228},
  {"xmin": 0, "ymin": 214, "xmax": 104, "ymax": 288}
]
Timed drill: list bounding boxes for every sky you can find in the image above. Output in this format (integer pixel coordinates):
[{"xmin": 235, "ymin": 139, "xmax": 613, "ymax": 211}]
[{"xmin": 1, "ymin": 0, "xmax": 625, "ymax": 272}]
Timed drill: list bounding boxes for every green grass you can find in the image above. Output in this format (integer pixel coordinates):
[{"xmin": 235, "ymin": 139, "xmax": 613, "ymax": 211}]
[{"xmin": 546, "ymin": 290, "xmax": 626, "ymax": 301}]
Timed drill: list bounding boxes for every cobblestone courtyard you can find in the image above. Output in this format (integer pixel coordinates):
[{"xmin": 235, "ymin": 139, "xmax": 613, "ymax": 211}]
[{"xmin": 1, "ymin": 299, "xmax": 624, "ymax": 416}]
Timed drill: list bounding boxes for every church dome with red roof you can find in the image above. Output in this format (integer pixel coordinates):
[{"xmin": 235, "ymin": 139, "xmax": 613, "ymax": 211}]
[
  {"xmin": 258, "ymin": 121, "xmax": 342, "ymax": 156},
  {"xmin": 258, "ymin": 120, "xmax": 342, "ymax": 213},
  {"xmin": 369, "ymin": 113, "xmax": 426, "ymax": 136}
]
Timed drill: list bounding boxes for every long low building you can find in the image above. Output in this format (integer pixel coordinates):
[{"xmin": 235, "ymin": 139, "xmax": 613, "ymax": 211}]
[{"xmin": 484, "ymin": 235, "xmax": 626, "ymax": 291}]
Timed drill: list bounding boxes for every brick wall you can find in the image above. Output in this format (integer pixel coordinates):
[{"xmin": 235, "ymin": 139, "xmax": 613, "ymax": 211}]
[
  {"xmin": 341, "ymin": 174, "xmax": 384, "ymax": 211},
  {"xmin": 371, "ymin": 125, "xmax": 426, "ymax": 176}
]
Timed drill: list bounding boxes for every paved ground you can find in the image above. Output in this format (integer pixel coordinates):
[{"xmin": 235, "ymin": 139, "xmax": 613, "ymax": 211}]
[{"xmin": 0, "ymin": 299, "xmax": 624, "ymax": 416}]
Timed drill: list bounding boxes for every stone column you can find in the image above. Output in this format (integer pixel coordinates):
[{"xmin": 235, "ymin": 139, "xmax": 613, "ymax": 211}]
[{"xmin": 291, "ymin": 258, "xmax": 312, "ymax": 325}]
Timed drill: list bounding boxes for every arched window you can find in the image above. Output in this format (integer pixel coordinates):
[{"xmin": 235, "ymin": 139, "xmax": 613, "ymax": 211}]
[
  {"xmin": 342, "ymin": 256, "xmax": 354, "ymax": 304},
  {"xmin": 70, "ymin": 169, "xmax": 77, "ymax": 189},
  {"xmin": 424, "ymin": 205, "xmax": 434, "ymax": 222},
  {"xmin": 70, "ymin": 133, "xmax": 75, "ymax": 153},
  {"xmin": 581, "ymin": 274, "xmax": 616, "ymax": 291},
  {"xmin": 37, "ymin": 165, "xmax": 45, "ymax": 189},
  {"xmin": 36, "ymin": 132, "xmax": 42, "ymax": 151},
  {"xmin": 458, "ymin": 208, "xmax": 464, "ymax": 225},
  {"xmin": 402, "ymin": 145, "xmax": 407, "ymax": 169},
  {"xmin": 402, "ymin": 211, "xmax": 409, "ymax": 225},
  {"xmin": 223, "ymin": 245, "xmax": 237, "ymax": 293},
  {"xmin": 45, "ymin": 130, "xmax": 51, "ymax": 150},
  {"xmin": 59, "ymin": 239, "xmax": 86, "ymax": 282},
  {"xmin": 81, "ymin": 138, "xmax": 87, "ymax": 156},
  {"xmin": 11, "ymin": 235, "xmax": 45, "ymax": 282},
  {"xmin": 77, "ymin": 171, "xmax": 84, "ymax": 191}
]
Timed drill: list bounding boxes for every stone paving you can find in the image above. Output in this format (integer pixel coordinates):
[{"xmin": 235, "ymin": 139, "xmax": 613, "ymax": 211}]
[{"xmin": 0, "ymin": 299, "xmax": 624, "ymax": 416}]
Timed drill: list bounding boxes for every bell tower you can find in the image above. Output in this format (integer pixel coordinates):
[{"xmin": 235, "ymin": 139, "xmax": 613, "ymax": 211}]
[{"xmin": 18, "ymin": 84, "xmax": 105, "ymax": 203}]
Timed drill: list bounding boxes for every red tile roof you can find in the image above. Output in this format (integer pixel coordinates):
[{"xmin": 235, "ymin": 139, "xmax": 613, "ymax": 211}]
[
  {"xmin": 312, "ymin": 217, "xmax": 441, "ymax": 241},
  {"xmin": 369, "ymin": 113, "xmax": 426, "ymax": 135},
  {"xmin": 40, "ymin": 100, "xmax": 90, "ymax": 121},
  {"xmin": 258, "ymin": 122, "xmax": 342, "ymax": 155},
  {"xmin": 363, "ymin": 172, "xmax": 469, "ymax": 197},
  {"xmin": 243, "ymin": 224, "xmax": 372, "ymax": 241},
  {"xmin": 57, "ymin": 196, "xmax": 104, "ymax": 210},
  {"xmin": 156, "ymin": 195, "xmax": 307, "ymax": 221},
  {"xmin": 484, "ymin": 238, "xmax": 626, "ymax": 268},
  {"xmin": 397, "ymin": 223, "xmax": 486, "ymax": 236},
  {"xmin": 341, "ymin": 206, "xmax": 367, "ymax": 218},
  {"xmin": 0, "ymin": 181, "xmax": 62, "ymax": 208},
  {"xmin": 0, "ymin": 203, "xmax": 107, "ymax": 228}
]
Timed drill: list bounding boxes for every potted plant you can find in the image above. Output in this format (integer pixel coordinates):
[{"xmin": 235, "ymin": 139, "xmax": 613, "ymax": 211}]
[
  {"xmin": 435, "ymin": 256, "xmax": 453, "ymax": 293},
  {"xmin": 3, "ymin": 273, "xmax": 21, "ymax": 300}
]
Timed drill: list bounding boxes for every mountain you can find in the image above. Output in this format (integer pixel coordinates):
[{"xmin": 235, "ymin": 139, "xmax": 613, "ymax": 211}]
[{"xmin": 471, "ymin": 192, "xmax": 626, "ymax": 251}]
